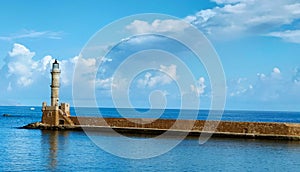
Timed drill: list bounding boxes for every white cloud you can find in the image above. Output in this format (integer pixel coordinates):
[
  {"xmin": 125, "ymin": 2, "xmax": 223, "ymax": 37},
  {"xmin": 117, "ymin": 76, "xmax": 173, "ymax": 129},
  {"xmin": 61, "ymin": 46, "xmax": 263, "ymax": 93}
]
[
  {"xmin": 272, "ymin": 67, "xmax": 281, "ymax": 74},
  {"xmin": 126, "ymin": 19, "xmax": 190, "ymax": 34},
  {"xmin": 101, "ymin": 57, "xmax": 112, "ymax": 63},
  {"xmin": 123, "ymin": 1, "xmax": 300, "ymax": 43},
  {"xmin": 95, "ymin": 77, "xmax": 113, "ymax": 89},
  {"xmin": 122, "ymin": 35, "xmax": 162, "ymax": 45},
  {"xmin": 185, "ymin": 0, "xmax": 300, "ymax": 41},
  {"xmin": 228, "ymin": 77, "xmax": 252, "ymax": 97},
  {"xmin": 38, "ymin": 55, "xmax": 53, "ymax": 72},
  {"xmin": 0, "ymin": 30, "xmax": 63, "ymax": 41},
  {"xmin": 8, "ymin": 43, "xmax": 36, "ymax": 57},
  {"xmin": 6, "ymin": 43, "xmax": 36, "ymax": 87},
  {"xmin": 257, "ymin": 73, "xmax": 266, "ymax": 80},
  {"xmin": 5, "ymin": 44, "xmax": 73, "ymax": 88},
  {"xmin": 159, "ymin": 64, "xmax": 177, "ymax": 80},
  {"xmin": 2, "ymin": 43, "xmax": 83, "ymax": 88},
  {"xmin": 249, "ymin": 84, "xmax": 253, "ymax": 89},
  {"xmin": 190, "ymin": 77, "xmax": 206, "ymax": 97},
  {"xmin": 0, "ymin": 44, "xmax": 114, "ymax": 105},
  {"xmin": 267, "ymin": 30, "xmax": 300, "ymax": 43},
  {"xmin": 256, "ymin": 67, "xmax": 282, "ymax": 82},
  {"xmin": 284, "ymin": 3, "xmax": 300, "ymax": 15},
  {"xmin": 228, "ymin": 67, "xmax": 288, "ymax": 101},
  {"xmin": 293, "ymin": 67, "xmax": 300, "ymax": 83},
  {"xmin": 61, "ymin": 55, "xmax": 109, "ymax": 87},
  {"xmin": 211, "ymin": 0, "xmax": 249, "ymax": 4},
  {"xmin": 137, "ymin": 72, "xmax": 152, "ymax": 88},
  {"xmin": 17, "ymin": 76, "xmax": 33, "ymax": 87},
  {"xmin": 137, "ymin": 64, "xmax": 177, "ymax": 88},
  {"xmin": 59, "ymin": 58, "xmax": 74, "ymax": 86},
  {"xmin": 228, "ymin": 67, "xmax": 300, "ymax": 103},
  {"xmin": 271, "ymin": 67, "xmax": 282, "ymax": 79},
  {"xmin": 254, "ymin": 67, "xmax": 286, "ymax": 101}
]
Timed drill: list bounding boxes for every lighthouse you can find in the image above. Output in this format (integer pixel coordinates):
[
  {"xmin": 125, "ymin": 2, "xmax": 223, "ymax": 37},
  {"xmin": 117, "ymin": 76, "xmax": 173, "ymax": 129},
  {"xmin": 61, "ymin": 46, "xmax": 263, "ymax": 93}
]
[
  {"xmin": 50, "ymin": 60, "xmax": 60, "ymax": 106},
  {"xmin": 51, "ymin": 59, "xmax": 60, "ymax": 106},
  {"xmin": 41, "ymin": 59, "xmax": 73, "ymax": 126}
]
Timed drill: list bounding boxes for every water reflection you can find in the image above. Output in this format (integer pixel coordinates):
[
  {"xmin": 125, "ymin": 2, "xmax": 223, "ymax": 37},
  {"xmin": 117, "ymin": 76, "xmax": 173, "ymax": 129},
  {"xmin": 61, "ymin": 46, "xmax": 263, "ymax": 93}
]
[{"xmin": 41, "ymin": 130, "xmax": 69, "ymax": 171}]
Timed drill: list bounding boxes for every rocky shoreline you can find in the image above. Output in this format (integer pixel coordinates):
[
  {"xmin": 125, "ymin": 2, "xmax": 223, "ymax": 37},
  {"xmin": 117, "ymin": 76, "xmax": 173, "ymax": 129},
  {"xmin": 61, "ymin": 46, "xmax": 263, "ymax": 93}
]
[{"xmin": 21, "ymin": 122, "xmax": 81, "ymax": 131}]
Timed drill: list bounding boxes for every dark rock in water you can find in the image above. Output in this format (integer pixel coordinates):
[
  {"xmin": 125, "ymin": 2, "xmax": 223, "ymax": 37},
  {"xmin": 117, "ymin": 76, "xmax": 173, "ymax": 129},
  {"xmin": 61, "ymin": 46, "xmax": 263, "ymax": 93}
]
[
  {"xmin": 22, "ymin": 122, "xmax": 42, "ymax": 129},
  {"xmin": 3, "ymin": 114, "xmax": 11, "ymax": 117},
  {"xmin": 21, "ymin": 122, "xmax": 79, "ymax": 130}
]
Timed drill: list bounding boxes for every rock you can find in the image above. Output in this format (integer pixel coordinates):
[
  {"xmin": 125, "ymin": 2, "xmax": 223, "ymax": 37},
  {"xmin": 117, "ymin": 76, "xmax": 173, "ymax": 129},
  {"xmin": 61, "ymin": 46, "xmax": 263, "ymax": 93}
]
[{"xmin": 22, "ymin": 122, "xmax": 42, "ymax": 129}]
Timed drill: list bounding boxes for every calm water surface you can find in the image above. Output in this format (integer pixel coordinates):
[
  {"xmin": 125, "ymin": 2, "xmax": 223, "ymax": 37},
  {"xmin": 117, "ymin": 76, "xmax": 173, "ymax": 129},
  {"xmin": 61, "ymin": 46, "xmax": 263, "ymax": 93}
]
[{"xmin": 0, "ymin": 106, "xmax": 300, "ymax": 171}]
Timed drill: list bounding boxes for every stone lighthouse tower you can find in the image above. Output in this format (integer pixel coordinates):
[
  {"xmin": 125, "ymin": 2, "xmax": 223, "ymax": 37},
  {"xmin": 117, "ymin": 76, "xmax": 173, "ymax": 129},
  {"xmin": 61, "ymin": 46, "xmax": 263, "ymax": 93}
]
[
  {"xmin": 51, "ymin": 59, "xmax": 60, "ymax": 106},
  {"xmin": 41, "ymin": 59, "xmax": 73, "ymax": 126}
]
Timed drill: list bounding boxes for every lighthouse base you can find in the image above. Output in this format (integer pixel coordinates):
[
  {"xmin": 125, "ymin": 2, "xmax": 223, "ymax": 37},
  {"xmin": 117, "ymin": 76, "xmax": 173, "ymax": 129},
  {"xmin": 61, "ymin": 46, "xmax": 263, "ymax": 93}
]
[{"xmin": 41, "ymin": 102, "xmax": 74, "ymax": 126}]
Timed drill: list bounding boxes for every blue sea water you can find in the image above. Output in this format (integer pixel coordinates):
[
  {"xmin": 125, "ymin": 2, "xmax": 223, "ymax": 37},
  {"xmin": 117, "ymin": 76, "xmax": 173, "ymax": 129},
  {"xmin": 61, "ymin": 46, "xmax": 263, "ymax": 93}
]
[
  {"xmin": 95, "ymin": 107, "xmax": 300, "ymax": 123},
  {"xmin": 0, "ymin": 106, "xmax": 300, "ymax": 171}
]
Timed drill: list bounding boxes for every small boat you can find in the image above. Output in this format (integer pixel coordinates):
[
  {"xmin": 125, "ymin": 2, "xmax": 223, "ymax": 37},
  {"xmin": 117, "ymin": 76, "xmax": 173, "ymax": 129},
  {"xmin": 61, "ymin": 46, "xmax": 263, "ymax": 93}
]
[
  {"xmin": 2, "ymin": 114, "xmax": 11, "ymax": 117},
  {"xmin": 30, "ymin": 107, "xmax": 35, "ymax": 111}
]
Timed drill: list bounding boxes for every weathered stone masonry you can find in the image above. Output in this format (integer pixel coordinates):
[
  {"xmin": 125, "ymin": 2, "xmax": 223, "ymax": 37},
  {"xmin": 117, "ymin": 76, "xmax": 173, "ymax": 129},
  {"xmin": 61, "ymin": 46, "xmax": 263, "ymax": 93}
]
[{"xmin": 70, "ymin": 117, "xmax": 300, "ymax": 136}]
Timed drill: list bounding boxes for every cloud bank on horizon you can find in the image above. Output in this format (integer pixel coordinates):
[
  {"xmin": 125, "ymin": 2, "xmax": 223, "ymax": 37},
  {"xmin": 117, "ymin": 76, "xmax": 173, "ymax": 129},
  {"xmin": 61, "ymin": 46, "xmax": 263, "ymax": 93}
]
[{"xmin": 0, "ymin": 0, "xmax": 299, "ymax": 111}]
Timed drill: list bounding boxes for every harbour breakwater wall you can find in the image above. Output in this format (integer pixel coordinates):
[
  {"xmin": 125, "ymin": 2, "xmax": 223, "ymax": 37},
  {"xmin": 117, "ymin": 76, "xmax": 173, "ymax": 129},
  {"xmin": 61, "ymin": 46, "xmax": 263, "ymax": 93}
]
[{"xmin": 70, "ymin": 117, "xmax": 300, "ymax": 136}]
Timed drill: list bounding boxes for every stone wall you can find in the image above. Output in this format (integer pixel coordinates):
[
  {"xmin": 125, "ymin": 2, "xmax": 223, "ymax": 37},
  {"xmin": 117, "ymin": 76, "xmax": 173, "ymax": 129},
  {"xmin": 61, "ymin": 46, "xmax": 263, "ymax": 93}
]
[
  {"xmin": 42, "ymin": 108, "xmax": 59, "ymax": 126},
  {"xmin": 42, "ymin": 103, "xmax": 73, "ymax": 126},
  {"xmin": 70, "ymin": 117, "xmax": 300, "ymax": 136}
]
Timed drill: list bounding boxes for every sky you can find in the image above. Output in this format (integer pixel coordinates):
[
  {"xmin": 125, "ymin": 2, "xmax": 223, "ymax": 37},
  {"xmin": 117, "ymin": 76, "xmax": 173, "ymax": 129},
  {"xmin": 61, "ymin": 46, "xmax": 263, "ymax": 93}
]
[{"xmin": 0, "ymin": 0, "xmax": 300, "ymax": 111}]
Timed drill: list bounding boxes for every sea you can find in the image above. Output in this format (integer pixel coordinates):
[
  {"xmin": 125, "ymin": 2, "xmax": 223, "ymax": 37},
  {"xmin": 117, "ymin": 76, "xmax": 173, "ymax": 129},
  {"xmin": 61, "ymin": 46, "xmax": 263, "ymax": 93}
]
[{"xmin": 1, "ymin": 106, "xmax": 300, "ymax": 171}]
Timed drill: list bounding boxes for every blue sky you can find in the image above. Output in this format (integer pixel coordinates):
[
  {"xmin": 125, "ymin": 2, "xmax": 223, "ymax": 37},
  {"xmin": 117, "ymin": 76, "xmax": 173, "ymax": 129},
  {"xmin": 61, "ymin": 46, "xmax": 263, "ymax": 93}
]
[{"xmin": 0, "ymin": 0, "xmax": 300, "ymax": 111}]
